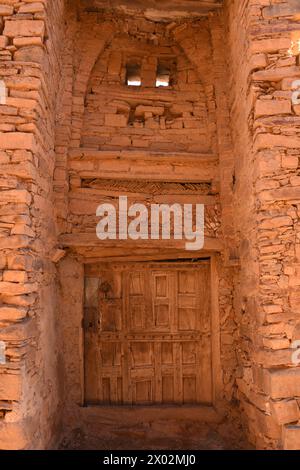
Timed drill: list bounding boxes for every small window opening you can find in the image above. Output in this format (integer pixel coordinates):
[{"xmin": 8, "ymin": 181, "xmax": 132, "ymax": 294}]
[
  {"xmin": 126, "ymin": 63, "xmax": 141, "ymax": 87},
  {"xmin": 156, "ymin": 63, "xmax": 170, "ymax": 88}
]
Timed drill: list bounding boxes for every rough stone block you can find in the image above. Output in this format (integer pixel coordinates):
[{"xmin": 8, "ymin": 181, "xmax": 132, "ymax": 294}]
[
  {"xmin": 0, "ymin": 422, "xmax": 28, "ymax": 450},
  {"xmin": 0, "ymin": 373, "xmax": 21, "ymax": 401},
  {"xmin": 0, "ymin": 306, "xmax": 27, "ymax": 322},
  {"xmin": 18, "ymin": 2, "xmax": 45, "ymax": 14},
  {"xmin": 14, "ymin": 46, "xmax": 44, "ymax": 63},
  {"xmin": 0, "ymin": 36, "xmax": 8, "ymax": 48},
  {"xmin": 0, "ymin": 282, "xmax": 38, "ymax": 296},
  {"xmin": 250, "ymin": 38, "xmax": 291, "ymax": 54},
  {"xmin": 1, "ymin": 294, "xmax": 36, "ymax": 307},
  {"xmin": 0, "ymin": 235, "xmax": 29, "ymax": 251},
  {"xmin": 0, "ymin": 189, "xmax": 31, "ymax": 205},
  {"xmin": 264, "ymin": 368, "xmax": 300, "ymax": 399},
  {"xmin": 5, "ymin": 76, "xmax": 41, "ymax": 92},
  {"xmin": 3, "ymin": 270, "xmax": 28, "ymax": 283},
  {"xmin": 6, "ymin": 97, "xmax": 38, "ymax": 110},
  {"xmin": 253, "ymin": 66, "xmax": 300, "ymax": 82},
  {"xmin": 0, "ymin": 133, "xmax": 36, "ymax": 151},
  {"xmin": 263, "ymin": 338, "xmax": 290, "ymax": 350},
  {"xmin": 290, "ymin": 176, "xmax": 300, "ymax": 186},
  {"xmin": 263, "ymin": 1, "xmax": 300, "ymax": 20},
  {"xmin": 4, "ymin": 20, "xmax": 45, "ymax": 38},
  {"xmin": 13, "ymin": 37, "xmax": 43, "ymax": 47},
  {"xmin": 104, "ymin": 114, "xmax": 128, "ymax": 127},
  {"xmin": 250, "ymin": 53, "xmax": 268, "ymax": 70},
  {"xmin": 255, "ymin": 100, "xmax": 291, "ymax": 117},
  {"xmin": 282, "ymin": 155, "xmax": 299, "ymax": 169},
  {"xmin": 0, "ymin": 318, "xmax": 36, "ymax": 341},
  {"xmin": 0, "ymin": 5, "xmax": 13, "ymax": 15},
  {"xmin": 259, "ymin": 216, "xmax": 292, "ymax": 229},
  {"xmin": 271, "ymin": 400, "xmax": 299, "ymax": 425},
  {"xmin": 255, "ymin": 134, "xmax": 300, "ymax": 150}
]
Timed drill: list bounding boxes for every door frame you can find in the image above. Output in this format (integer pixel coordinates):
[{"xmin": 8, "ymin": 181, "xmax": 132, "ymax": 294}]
[{"xmin": 81, "ymin": 254, "xmax": 223, "ymax": 411}]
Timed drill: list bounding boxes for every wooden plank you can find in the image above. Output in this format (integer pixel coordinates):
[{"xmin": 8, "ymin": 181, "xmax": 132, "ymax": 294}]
[
  {"xmin": 82, "ymin": 1, "xmax": 223, "ymax": 18},
  {"xmin": 59, "ymin": 233, "xmax": 223, "ymax": 251},
  {"xmin": 122, "ymin": 272, "xmax": 131, "ymax": 404},
  {"xmin": 154, "ymin": 342, "xmax": 162, "ymax": 403},
  {"xmin": 173, "ymin": 342, "xmax": 183, "ymax": 404},
  {"xmin": 84, "ymin": 310, "xmax": 100, "ymax": 404},
  {"xmin": 73, "ymin": 249, "xmax": 219, "ymax": 263}
]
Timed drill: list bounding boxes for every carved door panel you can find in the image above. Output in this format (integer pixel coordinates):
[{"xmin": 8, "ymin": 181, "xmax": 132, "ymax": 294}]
[{"xmin": 84, "ymin": 261, "xmax": 212, "ymax": 405}]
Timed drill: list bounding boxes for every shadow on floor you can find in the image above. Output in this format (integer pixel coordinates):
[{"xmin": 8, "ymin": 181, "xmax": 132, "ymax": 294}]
[{"xmin": 59, "ymin": 418, "xmax": 252, "ymax": 450}]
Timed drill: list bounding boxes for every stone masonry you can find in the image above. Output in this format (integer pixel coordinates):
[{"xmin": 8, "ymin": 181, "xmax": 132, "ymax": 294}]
[{"xmin": 0, "ymin": 0, "xmax": 299, "ymax": 450}]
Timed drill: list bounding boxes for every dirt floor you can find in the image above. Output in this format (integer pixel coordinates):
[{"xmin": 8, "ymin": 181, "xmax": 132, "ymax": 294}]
[{"xmin": 59, "ymin": 417, "xmax": 252, "ymax": 450}]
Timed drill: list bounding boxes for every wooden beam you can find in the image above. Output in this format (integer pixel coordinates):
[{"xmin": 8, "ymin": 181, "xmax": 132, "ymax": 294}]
[
  {"xmin": 62, "ymin": 247, "xmax": 222, "ymax": 262},
  {"xmin": 68, "ymin": 149, "xmax": 218, "ymax": 183},
  {"xmin": 79, "ymin": 250, "xmax": 214, "ymax": 263},
  {"xmin": 59, "ymin": 233, "xmax": 222, "ymax": 251},
  {"xmin": 85, "ymin": 259, "xmax": 211, "ymax": 275},
  {"xmin": 83, "ymin": 0, "xmax": 223, "ymax": 16},
  {"xmin": 84, "ymin": 0, "xmax": 223, "ymax": 12}
]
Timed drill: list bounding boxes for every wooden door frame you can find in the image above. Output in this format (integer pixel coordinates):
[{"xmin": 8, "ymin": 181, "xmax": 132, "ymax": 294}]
[
  {"xmin": 81, "ymin": 253, "xmax": 223, "ymax": 411},
  {"xmin": 210, "ymin": 254, "xmax": 223, "ymax": 410}
]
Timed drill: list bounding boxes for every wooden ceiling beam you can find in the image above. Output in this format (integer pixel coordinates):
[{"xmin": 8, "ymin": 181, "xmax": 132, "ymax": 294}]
[{"xmin": 80, "ymin": 0, "xmax": 223, "ymax": 19}]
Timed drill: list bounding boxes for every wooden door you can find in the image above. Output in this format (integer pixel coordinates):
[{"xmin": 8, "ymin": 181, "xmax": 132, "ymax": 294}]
[{"xmin": 84, "ymin": 261, "xmax": 212, "ymax": 405}]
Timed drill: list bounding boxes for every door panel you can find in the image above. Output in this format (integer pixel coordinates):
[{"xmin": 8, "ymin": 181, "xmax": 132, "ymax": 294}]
[{"xmin": 84, "ymin": 261, "xmax": 212, "ymax": 405}]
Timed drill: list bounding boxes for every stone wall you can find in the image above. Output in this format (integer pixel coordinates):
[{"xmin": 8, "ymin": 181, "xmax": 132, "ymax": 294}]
[
  {"xmin": 0, "ymin": 0, "xmax": 300, "ymax": 451},
  {"xmin": 225, "ymin": 0, "xmax": 300, "ymax": 450},
  {"xmin": 55, "ymin": 6, "xmax": 241, "ymax": 445},
  {"xmin": 0, "ymin": 0, "xmax": 65, "ymax": 449},
  {"xmin": 81, "ymin": 18, "xmax": 216, "ymax": 154}
]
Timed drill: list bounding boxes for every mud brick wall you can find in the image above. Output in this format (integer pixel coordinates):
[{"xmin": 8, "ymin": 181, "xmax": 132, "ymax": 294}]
[
  {"xmin": 225, "ymin": 0, "xmax": 300, "ymax": 449},
  {"xmin": 0, "ymin": 0, "xmax": 65, "ymax": 449}
]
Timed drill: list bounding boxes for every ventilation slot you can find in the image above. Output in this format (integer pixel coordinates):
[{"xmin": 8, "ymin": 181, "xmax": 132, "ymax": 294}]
[
  {"xmin": 126, "ymin": 63, "xmax": 141, "ymax": 87},
  {"xmin": 156, "ymin": 63, "xmax": 170, "ymax": 88}
]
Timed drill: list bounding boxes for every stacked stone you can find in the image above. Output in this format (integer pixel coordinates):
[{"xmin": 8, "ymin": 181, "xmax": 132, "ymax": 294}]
[
  {"xmin": 0, "ymin": 0, "xmax": 299, "ymax": 451},
  {"xmin": 0, "ymin": 0, "xmax": 65, "ymax": 449},
  {"xmin": 78, "ymin": 18, "xmax": 213, "ymax": 154},
  {"xmin": 226, "ymin": 0, "xmax": 300, "ymax": 450}
]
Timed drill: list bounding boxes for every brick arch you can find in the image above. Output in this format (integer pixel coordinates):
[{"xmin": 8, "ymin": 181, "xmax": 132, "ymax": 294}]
[{"xmin": 171, "ymin": 20, "xmax": 214, "ymax": 87}]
